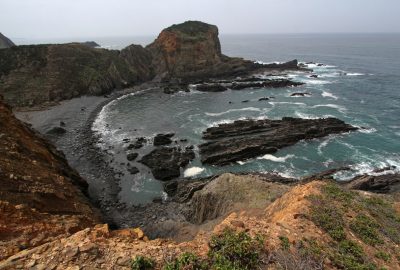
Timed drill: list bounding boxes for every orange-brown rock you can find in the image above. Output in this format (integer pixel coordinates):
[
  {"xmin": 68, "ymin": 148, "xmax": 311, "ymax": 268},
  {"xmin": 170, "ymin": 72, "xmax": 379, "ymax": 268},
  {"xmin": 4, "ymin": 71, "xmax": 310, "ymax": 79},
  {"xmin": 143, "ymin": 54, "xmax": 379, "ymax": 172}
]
[
  {"xmin": 0, "ymin": 96, "xmax": 101, "ymax": 260},
  {"xmin": 147, "ymin": 21, "xmax": 257, "ymax": 81}
]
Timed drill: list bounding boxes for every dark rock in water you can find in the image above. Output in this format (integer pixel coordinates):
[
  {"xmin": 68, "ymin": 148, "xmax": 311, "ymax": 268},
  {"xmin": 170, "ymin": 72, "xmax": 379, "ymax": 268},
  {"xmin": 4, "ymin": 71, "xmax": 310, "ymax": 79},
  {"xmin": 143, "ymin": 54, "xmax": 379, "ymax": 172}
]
[
  {"xmin": 139, "ymin": 147, "xmax": 195, "ymax": 181},
  {"xmin": 163, "ymin": 85, "xmax": 189, "ymax": 94},
  {"xmin": 290, "ymin": 92, "xmax": 312, "ymax": 97},
  {"xmin": 258, "ymin": 97, "xmax": 270, "ymax": 101},
  {"xmin": 317, "ymin": 63, "xmax": 324, "ymax": 67},
  {"xmin": 122, "ymin": 138, "xmax": 130, "ymax": 143},
  {"xmin": 154, "ymin": 133, "xmax": 175, "ymax": 146},
  {"xmin": 128, "ymin": 137, "xmax": 147, "ymax": 149},
  {"xmin": 346, "ymin": 171, "xmax": 400, "ymax": 194},
  {"xmin": 127, "ymin": 166, "xmax": 140, "ymax": 175},
  {"xmin": 196, "ymin": 84, "xmax": 227, "ymax": 92},
  {"xmin": 310, "ymin": 74, "xmax": 318, "ymax": 78},
  {"xmin": 230, "ymin": 79, "xmax": 304, "ymax": 90},
  {"xmin": 200, "ymin": 117, "xmax": 357, "ymax": 165},
  {"xmin": 46, "ymin": 127, "xmax": 67, "ymax": 135},
  {"xmin": 261, "ymin": 59, "xmax": 299, "ymax": 69},
  {"xmin": 241, "ymin": 100, "xmax": 250, "ymax": 103},
  {"xmin": 127, "ymin": 153, "xmax": 139, "ymax": 161},
  {"xmin": 60, "ymin": 121, "xmax": 66, "ymax": 127},
  {"xmin": 180, "ymin": 139, "xmax": 188, "ymax": 142}
]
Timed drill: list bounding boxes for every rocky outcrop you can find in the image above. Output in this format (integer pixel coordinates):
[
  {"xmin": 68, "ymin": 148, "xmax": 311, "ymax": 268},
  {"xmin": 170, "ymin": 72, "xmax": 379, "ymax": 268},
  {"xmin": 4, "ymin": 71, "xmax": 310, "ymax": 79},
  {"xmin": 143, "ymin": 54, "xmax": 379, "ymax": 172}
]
[
  {"xmin": 346, "ymin": 172, "xmax": 400, "ymax": 194},
  {"xmin": 0, "ymin": 33, "xmax": 15, "ymax": 49},
  {"xmin": 0, "ymin": 96, "xmax": 100, "ymax": 260},
  {"xmin": 200, "ymin": 117, "xmax": 357, "ymax": 165},
  {"xmin": 80, "ymin": 41, "xmax": 100, "ymax": 48},
  {"xmin": 139, "ymin": 147, "xmax": 195, "ymax": 181},
  {"xmin": 0, "ymin": 43, "xmax": 154, "ymax": 107},
  {"xmin": 146, "ymin": 21, "xmax": 263, "ymax": 82}
]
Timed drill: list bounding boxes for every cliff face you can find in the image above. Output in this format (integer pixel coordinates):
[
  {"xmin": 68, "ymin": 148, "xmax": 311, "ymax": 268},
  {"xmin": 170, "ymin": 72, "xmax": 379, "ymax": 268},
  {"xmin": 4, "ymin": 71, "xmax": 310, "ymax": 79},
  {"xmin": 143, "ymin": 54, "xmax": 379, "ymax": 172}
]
[
  {"xmin": 147, "ymin": 21, "xmax": 256, "ymax": 81},
  {"xmin": 0, "ymin": 96, "xmax": 101, "ymax": 260},
  {"xmin": 0, "ymin": 43, "xmax": 154, "ymax": 107},
  {"xmin": 0, "ymin": 33, "xmax": 15, "ymax": 49}
]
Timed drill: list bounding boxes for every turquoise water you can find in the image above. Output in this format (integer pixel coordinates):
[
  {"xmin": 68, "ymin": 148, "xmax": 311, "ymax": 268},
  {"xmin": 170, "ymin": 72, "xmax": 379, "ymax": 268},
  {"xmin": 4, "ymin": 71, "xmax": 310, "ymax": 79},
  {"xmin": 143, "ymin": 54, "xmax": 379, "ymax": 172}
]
[{"xmin": 92, "ymin": 34, "xmax": 400, "ymax": 205}]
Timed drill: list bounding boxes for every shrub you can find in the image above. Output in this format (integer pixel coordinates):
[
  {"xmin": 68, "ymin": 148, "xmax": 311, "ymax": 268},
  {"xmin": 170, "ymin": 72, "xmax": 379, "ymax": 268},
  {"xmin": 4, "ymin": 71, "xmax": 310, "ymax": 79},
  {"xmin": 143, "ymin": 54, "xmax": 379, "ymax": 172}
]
[
  {"xmin": 375, "ymin": 251, "xmax": 391, "ymax": 262},
  {"xmin": 279, "ymin": 236, "xmax": 290, "ymax": 250},
  {"xmin": 208, "ymin": 228, "xmax": 265, "ymax": 270},
  {"xmin": 164, "ymin": 252, "xmax": 207, "ymax": 270},
  {"xmin": 131, "ymin": 256, "xmax": 155, "ymax": 270}
]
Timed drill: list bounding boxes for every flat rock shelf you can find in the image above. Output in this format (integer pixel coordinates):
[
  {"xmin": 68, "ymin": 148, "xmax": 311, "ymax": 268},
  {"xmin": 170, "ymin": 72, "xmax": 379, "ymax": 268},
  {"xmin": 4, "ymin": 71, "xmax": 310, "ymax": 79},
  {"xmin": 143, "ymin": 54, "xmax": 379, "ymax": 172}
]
[{"xmin": 199, "ymin": 117, "xmax": 358, "ymax": 165}]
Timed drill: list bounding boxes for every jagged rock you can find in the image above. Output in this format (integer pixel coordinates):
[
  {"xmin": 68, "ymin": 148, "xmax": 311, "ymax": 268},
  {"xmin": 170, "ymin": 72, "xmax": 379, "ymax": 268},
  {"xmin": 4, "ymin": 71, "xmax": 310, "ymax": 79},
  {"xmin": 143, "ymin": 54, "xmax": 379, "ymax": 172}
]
[
  {"xmin": 126, "ymin": 153, "xmax": 138, "ymax": 161},
  {"xmin": 195, "ymin": 84, "xmax": 227, "ymax": 92},
  {"xmin": 290, "ymin": 92, "xmax": 312, "ymax": 97},
  {"xmin": 127, "ymin": 137, "xmax": 147, "ymax": 150},
  {"xmin": 346, "ymin": 172, "xmax": 400, "ymax": 194},
  {"xmin": 200, "ymin": 117, "xmax": 357, "ymax": 165},
  {"xmin": 46, "ymin": 127, "xmax": 67, "ymax": 135},
  {"xmin": 127, "ymin": 167, "xmax": 140, "ymax": 175},
  {"xmin": 139, "ymin": 147, "xmax": 195, "ymax": 181},
  {"xmin": 154, "ymin": 133, "xmax": 174, "ymax": 146},
  {"xmin": 258, "ymin": 97, "xmax": 270, "ymax": 101},
  {"xmin": 0, "ymin": 33, "xmax": 15, "ymax": 49},
  {"xmin": 230, "ymin": 79, "xmax": 304, "ymax": 90}
]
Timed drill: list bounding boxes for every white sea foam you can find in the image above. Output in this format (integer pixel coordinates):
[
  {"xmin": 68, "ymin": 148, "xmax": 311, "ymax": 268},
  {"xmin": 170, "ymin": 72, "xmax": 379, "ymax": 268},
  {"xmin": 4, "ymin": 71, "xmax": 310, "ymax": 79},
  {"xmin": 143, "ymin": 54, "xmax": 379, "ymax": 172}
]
[
  {"xmin": 311, "ymin": 104, "xmax": 347, "ymax": 113},
  {"xmin": 257, "ymin": 154, "xmax": 295, "ymax": 162},
  {"xmin": 294, "ymin": 112, "xmax": 320, "ymax": 119},
  {"xmin": 321, "ymin": 91, "xmax": 339, "ymax": 100},
  {"xmin": 359, "ymin": 127, "xmax": 377, "ymax": 134},
  {"xmin": 303, "ymin": 79, "xmax": 332, "ymax": 85},
  {"xmin": 184, "ymin": 167, "xmax": 205, "ymax": 177},
  {"xmin": 346, "ymin": 73, "xmax": 365, "ymax": 76},
  {"xmin": 205, "ymin": 107, "xmax": 262, "ymax": 117},
  {"xmin": 269, "ymin": 101, "xmax": 307, "ymax": 106}
]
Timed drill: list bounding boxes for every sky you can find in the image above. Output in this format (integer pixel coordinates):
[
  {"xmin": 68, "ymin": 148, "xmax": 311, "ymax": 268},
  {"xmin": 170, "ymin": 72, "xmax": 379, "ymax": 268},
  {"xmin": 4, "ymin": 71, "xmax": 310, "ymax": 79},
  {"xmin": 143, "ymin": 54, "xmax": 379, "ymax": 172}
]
[{"xmin": 1, "ymin": 0, "xmax": 400, "ymax": 39}]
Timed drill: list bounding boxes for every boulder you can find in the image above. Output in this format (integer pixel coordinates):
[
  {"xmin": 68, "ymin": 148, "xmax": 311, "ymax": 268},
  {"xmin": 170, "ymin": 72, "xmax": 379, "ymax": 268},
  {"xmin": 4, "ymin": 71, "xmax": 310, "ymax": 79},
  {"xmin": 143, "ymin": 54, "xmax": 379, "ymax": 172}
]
[
  {"xmin": 139, "ymin": 147, "xmax": 195, "ymax": 181},
  {"xmin": 0, "ymin": 33, "xmax": 15, "ymax": 49},
  {"xmin": 126, "ymin": 153, "xmax": 139, "ymax": 161},
  {"xmin": 154, "ymin": 133, "xmax": 174, "ymax": 146}
]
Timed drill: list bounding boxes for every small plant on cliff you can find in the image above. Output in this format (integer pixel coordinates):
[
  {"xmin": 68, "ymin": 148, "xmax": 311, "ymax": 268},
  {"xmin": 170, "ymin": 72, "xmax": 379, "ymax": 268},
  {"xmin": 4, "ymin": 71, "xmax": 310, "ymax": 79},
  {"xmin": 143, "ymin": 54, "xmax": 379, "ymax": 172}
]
[
  {"xmin": 131, "ymin": 256, "xmax": 155, "ymax": 270},
  {"xmin": 164, "ymin": 252, "xmax": 207, "ymax": 270},
  {"xmin": 279, "ymin": 236, "xmax": 290, "ymax": 250},
  {"xmin": 208, "ymin": 228, "xmax": 265, "ymax": 270},
  {"xmin": 350, "ymin": 214, "xmax": 383, "ymax": 246}
]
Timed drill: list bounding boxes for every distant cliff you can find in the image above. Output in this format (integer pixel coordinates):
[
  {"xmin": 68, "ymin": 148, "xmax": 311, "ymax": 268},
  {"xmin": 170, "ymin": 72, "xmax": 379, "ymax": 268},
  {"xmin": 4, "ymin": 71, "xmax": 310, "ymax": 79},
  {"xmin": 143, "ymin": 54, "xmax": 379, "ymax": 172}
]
[
  {"xmin": 0, "ymin": 95, "xmax": 101, "ymax": 259},
  {"xmin": 0, "ymin": 33, "xmax": 15, "ymax": 49},
  {"xmin": 0, "ymin": 43, "xmax": 154, "ymax": 107}
]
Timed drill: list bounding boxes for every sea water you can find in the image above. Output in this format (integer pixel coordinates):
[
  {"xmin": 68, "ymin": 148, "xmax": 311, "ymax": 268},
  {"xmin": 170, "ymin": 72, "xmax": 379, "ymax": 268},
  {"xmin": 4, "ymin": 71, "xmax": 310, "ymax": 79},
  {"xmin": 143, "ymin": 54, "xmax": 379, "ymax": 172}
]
[{"xmin": 90, "ymin": 33, "xmax": 400, "ymax": 205}]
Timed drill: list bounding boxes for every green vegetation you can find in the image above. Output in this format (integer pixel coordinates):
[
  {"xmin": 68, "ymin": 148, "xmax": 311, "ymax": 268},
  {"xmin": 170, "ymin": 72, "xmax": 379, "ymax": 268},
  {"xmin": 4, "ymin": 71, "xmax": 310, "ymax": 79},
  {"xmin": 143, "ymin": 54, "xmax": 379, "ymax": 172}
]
[
  {"xmin": 350, "ymin": 215, "xmax": 383, "ymax": 245},
  {"xmin": 279, "ymin": 236, "xmax": 290, "ymax": 250},
  {"xmin": 131, "ymin": 256, "xmax": 155, "ymax": 270},
  {"xmin": 307, "ymin": 181, "xmax": 400, "ymax": 269},
  {"xmin": 208, "ymin": 228, "xmax": 265, "ymax": 270},
  {"xmin": 375, "ymin": 251, "xmax": 391, "ymax": 262},
  {"xmin": 309, "ymin": 194, "xmax": 346, "ymax": 241},
  {"xmin": 164, "ymin": 253, "xmax": 207, "ymax": 270},
  {"xmin": 164, "ymin": 228, "xmax": 265, "ymax": 270}
]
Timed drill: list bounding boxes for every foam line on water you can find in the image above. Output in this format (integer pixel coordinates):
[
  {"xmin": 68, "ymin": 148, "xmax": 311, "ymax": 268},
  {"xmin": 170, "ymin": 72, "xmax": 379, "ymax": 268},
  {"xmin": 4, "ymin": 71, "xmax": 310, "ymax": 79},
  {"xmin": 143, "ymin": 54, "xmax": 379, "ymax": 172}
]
[
  {"xmin": 184, "ymin": 167, "xmax": 205, "ymax": 177},
  {"xmin": 205, "ymin": 107, "xmax": 262, "ymax": 117},
  {"xmin": 257, "ymin": 154, "xmax": 295, "ymax": 162},
  {"xmin": 321, "ymin": 91, "xmax": 339, "ymax": 100}
]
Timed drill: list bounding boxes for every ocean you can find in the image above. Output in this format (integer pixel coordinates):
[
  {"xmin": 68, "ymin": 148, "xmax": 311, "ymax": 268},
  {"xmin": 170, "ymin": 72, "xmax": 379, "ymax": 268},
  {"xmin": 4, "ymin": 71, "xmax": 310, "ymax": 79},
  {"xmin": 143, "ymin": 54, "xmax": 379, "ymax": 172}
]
[{"xmin": 27, "ymin": 34, "xmax": 400, "ymax": 205}]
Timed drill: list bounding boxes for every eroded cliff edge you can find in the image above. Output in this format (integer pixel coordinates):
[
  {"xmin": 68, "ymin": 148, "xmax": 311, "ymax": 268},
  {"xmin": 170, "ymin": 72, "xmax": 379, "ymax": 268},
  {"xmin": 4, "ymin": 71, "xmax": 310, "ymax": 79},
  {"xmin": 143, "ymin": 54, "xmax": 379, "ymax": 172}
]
[{"xmin": 0, "ymin": 96, "xmax": 101, "ymax": 260}]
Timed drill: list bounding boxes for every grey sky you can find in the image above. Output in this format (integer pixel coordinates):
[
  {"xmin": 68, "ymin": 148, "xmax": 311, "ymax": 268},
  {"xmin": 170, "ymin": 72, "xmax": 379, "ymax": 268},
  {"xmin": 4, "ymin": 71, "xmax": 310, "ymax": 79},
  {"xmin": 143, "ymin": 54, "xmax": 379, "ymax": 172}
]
[{"xmin": 1, "ymin": 0, "xmax": 400, "ymax": 39}]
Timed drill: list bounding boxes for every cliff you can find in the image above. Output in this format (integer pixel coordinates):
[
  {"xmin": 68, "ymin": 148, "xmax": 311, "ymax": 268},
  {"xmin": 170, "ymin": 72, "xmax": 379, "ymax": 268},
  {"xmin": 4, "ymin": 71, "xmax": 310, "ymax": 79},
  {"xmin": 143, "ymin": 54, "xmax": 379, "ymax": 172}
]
[
  {"xmin": 0, "ymin": 43, "xmax": 154, "ymax": 107},
  {"xmin": 0, "ymin": 33, "xmax": 15, "ymax": 49},
  {"xmin": 1, "ymin": 175, "xmax": 399, "ymax": 269},
  {"xmin": 0, "ymin": 96, "xmax": 101, "ymax": 260},
  {"xmin": 147, "ymin": 21, "xmax": 257, "ymax": 81}
]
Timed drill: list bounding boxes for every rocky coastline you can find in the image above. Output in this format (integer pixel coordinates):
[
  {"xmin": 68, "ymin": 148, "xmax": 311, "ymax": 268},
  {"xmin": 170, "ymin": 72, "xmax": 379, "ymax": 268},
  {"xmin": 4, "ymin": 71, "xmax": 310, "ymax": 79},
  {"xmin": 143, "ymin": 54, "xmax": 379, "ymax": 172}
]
[{"xmin": 1, "ymin": 21, "xmax": 400, "ymax": 269}]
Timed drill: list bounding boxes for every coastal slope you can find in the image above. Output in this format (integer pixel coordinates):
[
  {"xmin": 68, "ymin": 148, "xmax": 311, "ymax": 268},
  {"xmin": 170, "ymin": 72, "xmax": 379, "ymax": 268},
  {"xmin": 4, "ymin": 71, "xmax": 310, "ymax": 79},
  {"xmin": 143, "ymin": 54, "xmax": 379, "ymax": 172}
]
[{"xmin": 0, "ymin": 96, "xmax": 101, "ymax": 260}]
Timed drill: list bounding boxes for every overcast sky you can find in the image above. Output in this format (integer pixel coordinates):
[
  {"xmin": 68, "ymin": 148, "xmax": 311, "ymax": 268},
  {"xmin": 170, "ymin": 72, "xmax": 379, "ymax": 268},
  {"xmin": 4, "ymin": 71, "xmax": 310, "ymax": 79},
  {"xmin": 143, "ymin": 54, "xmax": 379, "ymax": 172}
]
[{"xmin": 1, "ymin": 0, "xmax": 400, "ymax": 39}]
